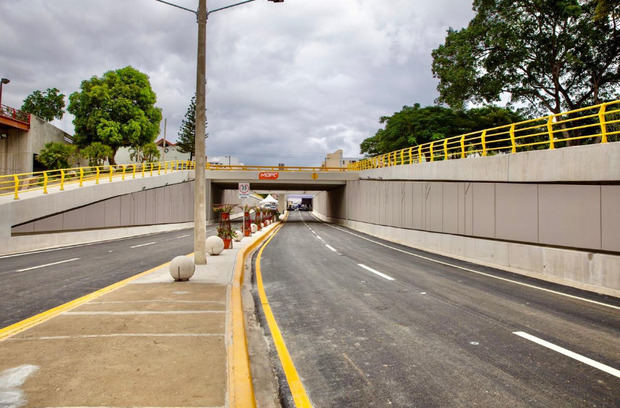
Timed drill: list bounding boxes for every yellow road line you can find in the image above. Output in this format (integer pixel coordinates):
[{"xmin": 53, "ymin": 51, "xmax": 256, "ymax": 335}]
[
  {"xmin": 0, "ymin": 255, "xmax": 189, "ymax": 342},
  {"xmin": 228, "ymin": 221, "xmax": 286, "ymax": 408},
  {"xmin": 256, "ymin": 220, "xmax": 313, "ymax": 408}
]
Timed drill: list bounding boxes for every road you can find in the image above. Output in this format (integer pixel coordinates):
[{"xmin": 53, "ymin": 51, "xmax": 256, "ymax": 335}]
[
  {"xmin": 0, "ymin": 226, "xmax": 222, "ymax": 328},
  {"xmin": 257, "ymin": 211, "xmax": 620, "ymax": 407}
]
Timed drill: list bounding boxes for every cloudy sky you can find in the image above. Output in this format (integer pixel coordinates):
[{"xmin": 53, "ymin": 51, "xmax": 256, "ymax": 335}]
[{"xmin": 1, "ymin": 0, "xmax": 473, "ymax": 166}]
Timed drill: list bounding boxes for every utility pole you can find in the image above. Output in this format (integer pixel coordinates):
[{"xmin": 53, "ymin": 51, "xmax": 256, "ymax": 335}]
[
  {"xmin": 162, "ymin": 117, "xmax": 167, "ymax": 163},
  {"xmin": 194, "ymin": 0, "xmax": 208, "ymax": 264}
]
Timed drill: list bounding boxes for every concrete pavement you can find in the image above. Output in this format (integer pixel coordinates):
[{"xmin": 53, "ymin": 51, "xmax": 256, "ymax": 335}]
[{"xmin": 0, "ymin": 221, "xmax": 281, "ymax": 408}]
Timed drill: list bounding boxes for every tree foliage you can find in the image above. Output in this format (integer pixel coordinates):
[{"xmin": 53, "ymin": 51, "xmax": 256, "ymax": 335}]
[
  {"xmin": 129, "ymin": 142, "xmax": 160, "ymax": 163},
  {"xmin": 360, "ymin": 104, "xmax": 524, "ymax": 156},
  {"xmin": 431, "ymin": 0, "xmax": 619, "ymax": 115},
  {"xmin": 37, "ymin": 142, "xmax": 77, "ymax": 170},
  {"xmin": 81, "ymin": 142, "xmax": 113, "ymax": 167},
  {"xmin": 177, "ymin": 95, "xmax": 207, "ymax": 160},
  {"xmin": 21, "ymin": 88, "xmax": 65, "ymax": 122},
  {"xmin": 67, "ymin": 66, "xmax": 162, "ymax": 164}
]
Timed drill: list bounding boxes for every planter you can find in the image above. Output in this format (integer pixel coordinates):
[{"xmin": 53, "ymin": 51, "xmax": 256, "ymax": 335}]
[
  {"xmin": 221, "ymin": 212, "xmax": 230, "ymax": 221},
  {"xmin": 222, "ymin": 238, "xmax": 232, "ymax": 249},
  {"xmin": 244, "ymin": 212, "xmax": 251, "ymax": 236}
]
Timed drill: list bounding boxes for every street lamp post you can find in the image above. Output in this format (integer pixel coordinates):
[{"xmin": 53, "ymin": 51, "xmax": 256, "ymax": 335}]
[
  {"xmin": 155, "ymin": 0, "xmax": 283, "ymax": 264},
  {"xmin": 0, "ymin": 78, "xmax": 10, "ymax": 109}
]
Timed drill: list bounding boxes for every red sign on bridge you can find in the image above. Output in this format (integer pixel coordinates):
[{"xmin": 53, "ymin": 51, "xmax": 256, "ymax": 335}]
[{"xmin": 258, "ymin": 172, "xmax": 279, "ymax": 180}]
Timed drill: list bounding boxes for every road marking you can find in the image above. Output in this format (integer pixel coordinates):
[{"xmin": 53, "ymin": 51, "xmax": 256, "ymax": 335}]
[
  {"xmin": 130, "ymin": 241, "xmax": 156, "ymax": 248},
  {"xmin": 316, "ymin": 235, "xmax": 324, "ymax": 241},
  {"xmin": 8, "ymin": 333, "xmax": 224, "ymax": 341},
  {"xmin": 16, "ymin": 257, "xmax": 79, "ymax": 272},
  {"xmin": 358, "ymin": 264, "xmax": 395, "ymax": 281},
  {"xmin": 64, "ymin": 310, "xmax": 224, "ymax": 315},
  {"xmin": 342, "ymin": 353, "xmax": 371, "ymax": 386},
  {"xmin": 318, "ymin": 218, "xmax": 619, "ymax": 311},
  {"xmin": 175, "ymin": 234, "xmax": 191, "ymax": 239},
  {"xmin": 513, "ymin": 331, "xmax": 620, "ymax": 378},
  {"xmin": 325, "ymin": 244, "xmax": 338, "ymax": 253}
]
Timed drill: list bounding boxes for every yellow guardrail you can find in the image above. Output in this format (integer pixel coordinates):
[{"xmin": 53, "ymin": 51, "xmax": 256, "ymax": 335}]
[
  {"xmin": 349, "ymin": 100, "xmax": 620, "ymax": 170},
  {"xmin": 207, "ymin": 164, "xmax": 347, "ymax": 172},
  {"xmin": 0, "ymin": 160, "xmax": 194, "ymax": 199}
]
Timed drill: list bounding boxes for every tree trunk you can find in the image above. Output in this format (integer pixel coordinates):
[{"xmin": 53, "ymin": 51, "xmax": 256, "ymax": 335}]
[{"xmin": 109, "ymin": 147, "xmax": 117, "ymax": 165}]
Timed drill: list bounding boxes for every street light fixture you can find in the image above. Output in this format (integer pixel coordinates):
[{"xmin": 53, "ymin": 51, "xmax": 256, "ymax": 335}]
[
  {"xmin": 155, "ymin": 0, "xmax": 283, "ymax": 264},
  {"xmin": 0, "ymin": 78, "xmax": 10, "ymax": 108}
]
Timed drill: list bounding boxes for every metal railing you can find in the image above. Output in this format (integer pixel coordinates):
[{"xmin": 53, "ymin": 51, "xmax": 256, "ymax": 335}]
[
  {"xmin": 0, "ymin": 104, "xmax": 31, "ymax": 126},
  {"xmin": 207, "ymin": 164, "xmax": 347, "ymax": 172},
  {"xmin": 349, "ymin": 100, "xmax": 620, "ymax": 170},
  {"xmin": 1, "ymin": 160, "xmax": 194, "ymax": 199}
]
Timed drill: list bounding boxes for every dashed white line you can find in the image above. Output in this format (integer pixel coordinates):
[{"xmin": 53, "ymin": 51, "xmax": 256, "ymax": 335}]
[
  {"xmin": 325, "ymin": 244, "xmax": 338, "ymax": 253},
  {"xmin": 358, "ymin": 264, "xmax": 395, "ymax": 281},
  {"xmin": 175, "ymin": 234, "xmax": 191, "ymax": 239},
  {"xmin": 16, "ymin": 257, "xmax": 80, "ymax": 272},
  {"xmin": 513, "ymin": 331, "xmax": 620, "ymax": 378},
  {"xmin": 130, "ymin": 241, "xmax": 156, "ymax": 249}
]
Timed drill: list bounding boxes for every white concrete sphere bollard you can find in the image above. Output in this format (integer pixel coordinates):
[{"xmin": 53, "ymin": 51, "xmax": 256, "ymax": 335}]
[
  {"xmin": 251, "ymin": 223, "xmax": 258, "ymax": 233},
  {"xmin": 206, "ymin": 235, "xmax": 225, "ymax": 255},
  {"xmin": 233, "ymin": 230, "xmax": 243, "ymax": 242},
  {"xmin": 169, "ymin": 256, "xmax": 195, "ymax": 281}
]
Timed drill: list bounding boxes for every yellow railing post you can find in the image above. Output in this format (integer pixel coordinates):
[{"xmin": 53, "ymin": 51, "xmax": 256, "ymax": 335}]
[
  {"xmin": 132, "ymin": 164, "xmax": 136, "ymax": 179},
  {"xmin": 509, "ymin": 124, "xmax": 516, "ymax": 153},
  {"xmin": 96, "ymin": 167, "xmax": 100, "ymax": 184},
  {"xmin": 164, "ymin": 162, "xmax": 168, "ymax": 174},
  {"xmin": 176, "ymin": 160, "xmax": 179, "ymax": 170},
  {"xmin": 547, "ymin": 116, "xmax": 555, "ymax": 150},
  {"xmin": 418, "ymin": 145, "xmax": 423, "ymax": 163},
  {"xmin": 60, "ymin": 169, "xmax": 65, "ymax": 191},
  {"xmin": 481, "ymin": 130, "xmax": 487, "ymax": 156},
  {"xmin": 79, "ymin": 168, "xmax": 84, "ymax": 187},
  {"xmin": 13, "ymin": 175, "xmax": 19, "ymax": 200},
  {"xmin": 429, "ymin": 142, "xmax": 434, "ymax": 162},
  {"xmin": 460, "ymin": 134, "xmax": 466, "ymax": 159},
  {"xmin": 109, "ymin": 166, "xmax": 113, "ymax": 182},
  {"xmin": 122, "ymin": 165, "xmax": 127, "ymax": 181},
  {"xmin": 400, "ymin": 150, "xmax": 404, "ymax": 165},
  {"xmin": 408, "ymin": 147, "xmax": 413, "ymax": 164},
  {"xmin": 158, "ymin": 162, "xmax": 161, "ymax": 175},
  {"xmin": 598, "ymin": 104, "xmax": 608, "ymax": 143},
  {"xmin": 43, "ymin": 172, "xmax": 48, "ymax": 194},
  {"xmin": 150, "ymin": 163, "xmax": 154, "ymax": 176},
  {"xmin": 141, "ymin": 163, "xmax": 145, "ymax": 178},
  {"xmin": 443, "ymin": 139, "xmax": 448, "ymax": 160}
]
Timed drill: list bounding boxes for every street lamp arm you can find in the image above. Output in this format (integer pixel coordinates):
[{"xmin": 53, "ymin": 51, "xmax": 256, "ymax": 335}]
[
  {"xmin": 207, "ymin": 0, "xmax": 256, "ymax": 16},
  {"xmin": 154, "ymin": 0, "xmax": 197, "ymax": 15}
]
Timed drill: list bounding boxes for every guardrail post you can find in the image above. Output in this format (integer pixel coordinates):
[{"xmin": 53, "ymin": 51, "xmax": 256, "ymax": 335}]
[
  {"xmin": 546, "ymin": 117, "xmax": 555, "ymax": 150},
  {"xmin": 141, "ymin": 163, "xmax": 145, "ymax": 178},
  {"xmin": 150, "ymin": 163, "xmax": 154, "ymax": 177},
  {"xmin": 79, "ymin": 168, "xmax": 84, "ymax": 187},
  {"xmin": 430, "ymin": 142, "xmax": 434, "ymax": 162},
  {"xmin": 418, "ymin": 145, "xmax": 423, "ymax": 163},
  {"xmin": 96, "ymin": 167, "xmax": 100, "ymax": 184},
  {"xmin": 158, "ymin": 162, "xmax": 161, "ymax": 175},
  {"xmin": 460, "ymin": 135, "xmax": 466, "ymax": 158},
  {"xmin": 164, "ymin": 162, "xmax": 168, "ymax": 174},
  {"xmin": 122, "ymin": 165, "xmax": 127, "ymax": 181},
  {"xmin": 509, "ymin": 124, "xmax": 516, "ymax": 153},
  {"xmin": 598, "ymin": 104, "xmax": 608, "ymax": 143},
  {"xmin": 60, "ymin": 169, "xmax": 65, "ymax": 191},
  {"xmin": 43, "ymin": 172, "xmax": 48, "ymax": 194},
  {"xmin": 13, "ymin": 175, "xmax": 19, "ymax": 200},
  {"xmin": 408, "ymin": 147, "xmax": 413, "ymax": 164},
  {"xmin": 481, "ymin": 130, "xmax": 487, "ymax": 156},
  {"xmin": 443, "ymin": 139, "xmax": 448, "ymax": 160},
  {"xmin": 109, "ymin": 166, "xmax": 113, "ymax": 183},
  {"xmin": 400, "ymin": 149, "xmax": 404, "ymax": 165}
]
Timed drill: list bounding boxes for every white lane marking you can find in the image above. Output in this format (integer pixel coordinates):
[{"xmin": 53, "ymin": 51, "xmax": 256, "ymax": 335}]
[
  {"xmin": 325, "ymin": 244, "xmax": 338, "ymax": 253},
  {"xmin": 318, "ymin": 218, "xmax": 619, "ymax": 311},
  {"xmin": 175, "ymin": 234, "xmax": 191, "ymax": 239},
  {"xmin": 130, "ymin": 241, "xmax": 156, "ymax": 249},
  {"xmin": 16, "ymin": 257, "xmax": 80, "ymax": 272},
  {"xmin": 8, "ymin": 333, "xmax": 223, "ymax": 341},
  {"xmin": 316, "ymin": 236, "xmax": 324, "ymax": 241},
  {"xmin": 358, "ymin": 264, "xmax": 395, "ymax": 281},
  {"xmin": 0, "ymin": 364, "xmax": 39, "ymax": 408},
  {"xmin": 64, "ymin": 311, "xmax": 224, "ymax": 315},
  {"xmin": 513, "ymin": 331, "xmax": 620, "ymax": 378}
]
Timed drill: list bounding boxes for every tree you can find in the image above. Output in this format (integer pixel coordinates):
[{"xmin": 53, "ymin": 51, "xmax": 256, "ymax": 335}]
[
  {"xmin": 81, "ymin": 142, "xmax": 113, "ymax": 167},
  {"xmin": 21, "ymin": 88, "xmax": 65, "ymax": 122},
  {"xmin": 360, "ymin": 104, "xmax": 523, "ymax": 155},
  {"xmin": 431, "ymin": 0, "xmax": 619, "ymax": 115},
  {"xmin": 129, "ymin": 142, "xmax": 160, "ymax": 163},
  {"xmin": 177, "ymin": 95, "xmax": 207, "ymax": 160},
  {"xmin": 67, "ymin": 66, "xmax": 162, "ymax": 165},
  {"xmin": 37, "ymin": 142, "xmax": 77, "ymax": 170}
]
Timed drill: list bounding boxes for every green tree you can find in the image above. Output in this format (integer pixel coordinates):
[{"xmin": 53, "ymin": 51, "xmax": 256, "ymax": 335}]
[
  {"xmin": 67, "ymin": 66, "xmax": 162, "ymax": 165},
  {"xmin": 81, "ymin": 142, "xmax": 113, "ymax": 167},
  {"xmin": 21, "ymin": 88, "xmax": 65, "ymax": 122},
  {"xmin": 177, "ymin": 95, "xmax": 207, "ymax": 160},
  {"xmin": 37, "ymin": 142, "xmax": 77, "ymax": 170},
  {"xmin": 129, "ymin": 142, "xmax": 160, "ymax": 163},
  {"xmin": 360, "ymin": 104, "xmax": 523, "ymax": 155},
  {"xmin": 431, "ymin": 0, "xmax": 619, "ymax": 115}
]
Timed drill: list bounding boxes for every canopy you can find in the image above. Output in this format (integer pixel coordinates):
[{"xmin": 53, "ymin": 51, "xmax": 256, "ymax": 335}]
[{"xmin": 261, "ymin": 194, "xmax": 278, "ymax": 204}]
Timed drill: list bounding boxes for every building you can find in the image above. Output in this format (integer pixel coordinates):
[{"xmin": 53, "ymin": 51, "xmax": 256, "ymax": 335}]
[
  {"xmin": 0, "ymin": 106, "xmax": 73, "ymax": 175},
  {"xmin": 114, "ymin": 138, "xmax": 191, "ymax": 164},
  {"xmin": 321, "ymin": 149, "xmax": 360, "ymax": 168}
]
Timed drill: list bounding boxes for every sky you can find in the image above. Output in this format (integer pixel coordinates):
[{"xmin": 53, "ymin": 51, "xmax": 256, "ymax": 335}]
[{"xmin": 0, "ymin": 0, "xmax": 474, "ymax": 166}]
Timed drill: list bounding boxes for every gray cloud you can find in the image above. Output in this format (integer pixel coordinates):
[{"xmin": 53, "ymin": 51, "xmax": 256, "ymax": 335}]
[{"xmin": 0, "ymin": 0, "xmax": 473, "ymax": 166}]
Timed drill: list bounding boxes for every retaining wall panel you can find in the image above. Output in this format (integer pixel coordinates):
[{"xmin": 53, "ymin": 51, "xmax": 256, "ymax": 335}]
[
  {"xmin": 472, "ymin": 183, "xmax": 495, "ymax": 238},
  {"xmin": 443, "ymin": 183, "xmax": 458, "ymax": 234},
  {"xmin": 601, "ymin": 186, "xmax": 620, "ymax": 252},
  {"xmin": 495, "ymin": 184, "xmax": 538, "ymax": 243}
]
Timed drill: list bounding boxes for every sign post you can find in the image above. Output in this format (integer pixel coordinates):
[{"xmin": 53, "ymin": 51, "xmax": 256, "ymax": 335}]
[{"xmin": 239, "ymin": 182, "xmax": 250, "ymax": 235}]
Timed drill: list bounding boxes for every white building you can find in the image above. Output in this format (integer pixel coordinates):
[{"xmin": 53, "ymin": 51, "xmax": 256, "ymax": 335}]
[{"xmin": 115, "ymin": 138, "xmax": 191, "ymax": 164}]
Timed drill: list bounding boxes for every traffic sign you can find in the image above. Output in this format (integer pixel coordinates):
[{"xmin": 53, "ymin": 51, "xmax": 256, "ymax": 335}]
[{"xmin": 238, "ymin": 182, "xmax": 250, "ymax": 199}]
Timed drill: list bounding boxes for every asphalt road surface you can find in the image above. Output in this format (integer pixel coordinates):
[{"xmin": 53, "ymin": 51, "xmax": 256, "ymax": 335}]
[
  {"xmin": 0, "ymin": 226, "xmax": 223, "ymax": 328},
  {"xmin": 258, "ymin": 211, "xmax": 620, "ymax": 408}
]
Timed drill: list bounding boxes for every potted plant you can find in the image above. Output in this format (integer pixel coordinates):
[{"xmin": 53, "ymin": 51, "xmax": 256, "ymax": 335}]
[
  {"xmin": 254, "ymin": 207, "xmax": 262, "ymax": 231},
  {"xmin": 213, "ymin": 204, "xmax": 234, "ymax": 221},
  {"xmin": 243, "ymin": 204, "xmax": 252, "ymax": 236},
  {"xmin": 217, "ymin": 226, "xmax": 235, "ymax": 249}
]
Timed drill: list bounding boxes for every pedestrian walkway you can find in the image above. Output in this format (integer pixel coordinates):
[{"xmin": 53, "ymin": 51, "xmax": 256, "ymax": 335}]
[{"xmin": 0, "ymin": 222, "xmax": 280, "ymax": 408}]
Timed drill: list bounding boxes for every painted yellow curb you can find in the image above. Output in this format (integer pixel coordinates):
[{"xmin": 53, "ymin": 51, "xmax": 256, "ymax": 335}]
[
  {"xmin": 0, "ymin": 255, "xmax": 189, "ymax": 342},
  {"xmin": 256, "ymin": 219, "xmax": 313, "ymax": 407},
  {"xmin": 228, "ymin": 220, "xmax": 286, "ymax": 408}
]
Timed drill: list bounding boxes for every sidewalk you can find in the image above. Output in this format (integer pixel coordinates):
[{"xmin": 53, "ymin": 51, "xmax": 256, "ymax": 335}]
[{"xmin": 0, "ymin": 222, "xmax": 279, "ymax": 408}]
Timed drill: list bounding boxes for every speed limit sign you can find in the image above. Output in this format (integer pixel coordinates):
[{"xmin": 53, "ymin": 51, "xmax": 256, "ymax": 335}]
[{"xmin": 238, "ymin": 182, "xmax": 250, "ymax": 199}]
